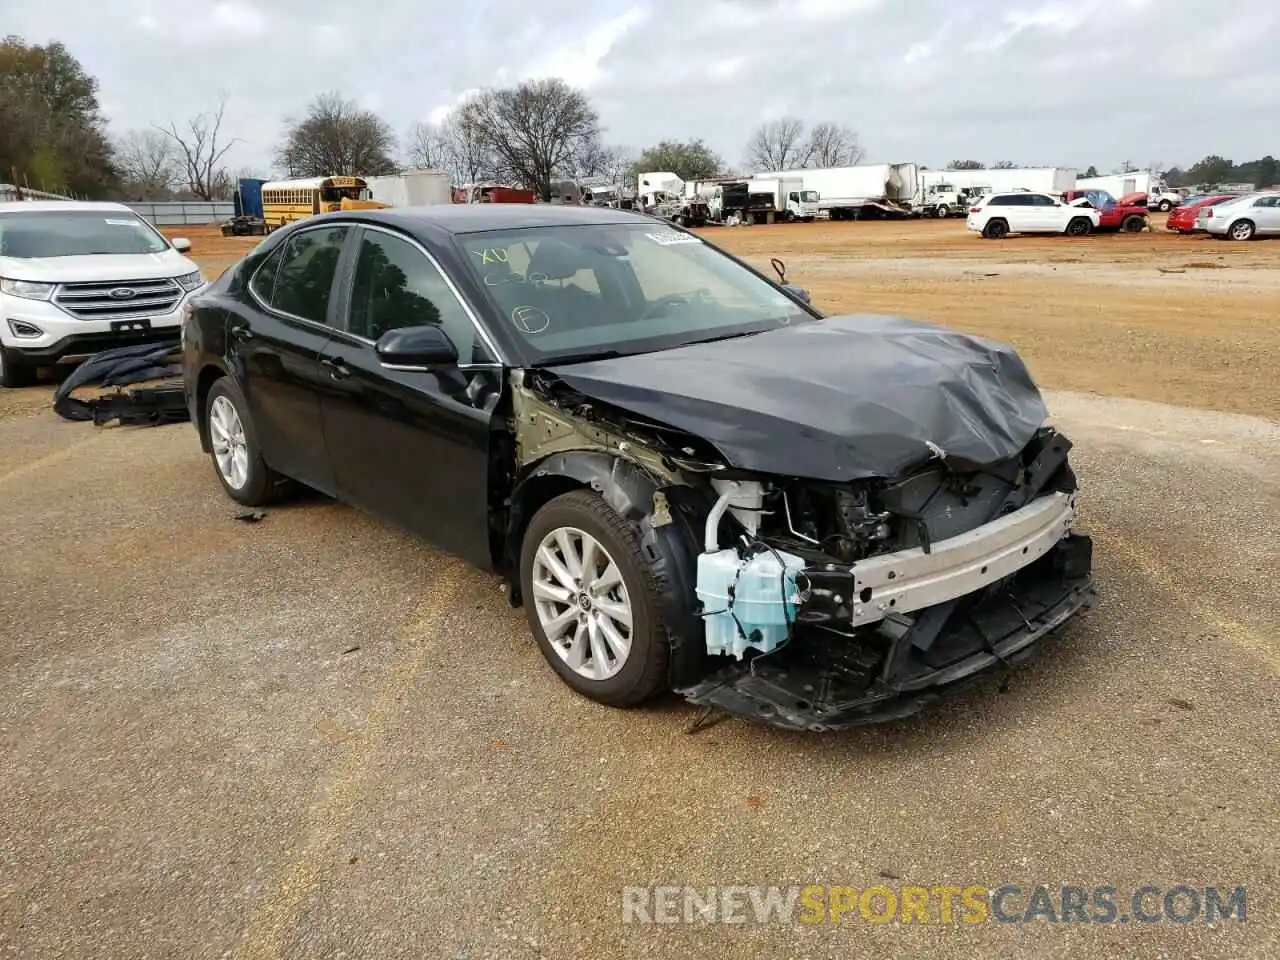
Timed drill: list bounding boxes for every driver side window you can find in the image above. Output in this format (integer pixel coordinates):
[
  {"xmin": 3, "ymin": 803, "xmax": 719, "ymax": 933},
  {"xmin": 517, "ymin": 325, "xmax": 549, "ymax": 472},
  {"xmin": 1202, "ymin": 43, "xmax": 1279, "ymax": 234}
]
[{"xmin": 346, "ymin": 229, "xmax": 490, "ymax": 362}]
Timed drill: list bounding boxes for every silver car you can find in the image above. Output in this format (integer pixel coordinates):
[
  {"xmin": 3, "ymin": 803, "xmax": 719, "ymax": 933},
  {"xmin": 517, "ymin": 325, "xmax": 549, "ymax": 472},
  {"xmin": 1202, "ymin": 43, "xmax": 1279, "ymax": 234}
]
[{"xmin": 1199, "ymin": 191, "xmax": 1280, "ymax": 240}]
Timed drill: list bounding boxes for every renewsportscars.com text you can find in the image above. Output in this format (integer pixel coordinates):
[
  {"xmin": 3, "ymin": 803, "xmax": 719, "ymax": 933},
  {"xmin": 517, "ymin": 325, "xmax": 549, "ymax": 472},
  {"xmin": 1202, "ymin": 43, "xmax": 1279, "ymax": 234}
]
[{"xmin": 621, "ymin": 883, "xmax": 1247, "ymax": 925}]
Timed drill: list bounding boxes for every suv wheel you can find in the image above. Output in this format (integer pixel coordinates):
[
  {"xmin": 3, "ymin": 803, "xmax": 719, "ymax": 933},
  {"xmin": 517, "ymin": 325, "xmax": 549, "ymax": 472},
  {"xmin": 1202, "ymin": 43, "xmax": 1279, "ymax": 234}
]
[
  {"xmin": 0, "ymin": 347, "xmax": 37, "ymax": 388},
  {"xmin": 1228, "ymin": 219, "xmax": 1256, "ymax": 241},
  {"xmin": 982, "ymin": 218, "xmax": 1009, "ymax": 239},
  {"xmin": 1066, "ymin": 217, "xmax": 1093, "ymax": 236},
  {"xmin": 205, "ymin": 377, "xmax": 287, "ymax": 506},
  {"xmin": 519, "ymin": 490, "xmax": 669, "ymax": 708}
]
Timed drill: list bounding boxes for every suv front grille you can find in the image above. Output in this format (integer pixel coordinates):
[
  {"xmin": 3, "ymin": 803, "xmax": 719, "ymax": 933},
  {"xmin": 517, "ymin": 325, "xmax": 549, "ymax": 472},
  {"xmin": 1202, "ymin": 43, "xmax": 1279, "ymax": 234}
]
[{"xmin": 54, "ymin": 278, "xmax": 183, "ymax": 321}]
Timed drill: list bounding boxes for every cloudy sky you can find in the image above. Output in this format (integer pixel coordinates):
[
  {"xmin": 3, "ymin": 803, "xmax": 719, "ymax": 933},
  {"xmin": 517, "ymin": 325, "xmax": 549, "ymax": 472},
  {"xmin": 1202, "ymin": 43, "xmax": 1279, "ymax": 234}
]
[{"xmin": 8, "ymin": 0, "xmax": 1278, "ymax": 174}]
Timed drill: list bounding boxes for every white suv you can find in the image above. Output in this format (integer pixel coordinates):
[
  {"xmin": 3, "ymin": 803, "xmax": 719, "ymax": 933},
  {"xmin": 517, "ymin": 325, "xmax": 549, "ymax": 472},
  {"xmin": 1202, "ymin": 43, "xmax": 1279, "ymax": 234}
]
[
  {"xmin": 965, "ymin": 191, "xmax": 1101, "ymax": 239},
  {"xmin": 0, "ymin": 201, "xmax": 206, "ymax": 387}
]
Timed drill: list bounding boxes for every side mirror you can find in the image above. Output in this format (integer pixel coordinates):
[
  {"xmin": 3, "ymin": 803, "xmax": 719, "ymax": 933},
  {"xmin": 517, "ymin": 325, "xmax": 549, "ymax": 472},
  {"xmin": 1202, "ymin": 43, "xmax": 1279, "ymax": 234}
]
[
  {"xmin": 171, "ymin": 237, "xmax": 192, "ymax": 253},
  {"xmin": 375, "ymin": 325, "xmax": 459, "ymax": 368},
  {"xmin": 782, "ymin": 283, "xmax": 811, "ymax": 304}
]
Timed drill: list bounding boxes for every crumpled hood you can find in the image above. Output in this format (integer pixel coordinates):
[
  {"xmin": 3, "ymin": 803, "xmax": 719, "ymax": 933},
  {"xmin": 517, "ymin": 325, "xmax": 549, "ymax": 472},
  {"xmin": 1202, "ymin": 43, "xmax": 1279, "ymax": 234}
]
[{"xmin": 548, "ymin": 314, "xmax": 1049, "ymax": 482}]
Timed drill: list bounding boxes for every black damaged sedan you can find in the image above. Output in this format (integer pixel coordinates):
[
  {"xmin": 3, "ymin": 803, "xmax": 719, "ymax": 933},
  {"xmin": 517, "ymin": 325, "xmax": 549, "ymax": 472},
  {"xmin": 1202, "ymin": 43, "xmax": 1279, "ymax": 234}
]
[{"xmin": 182, "ymin": 204, "xmax": 1093, "ymax": 731}]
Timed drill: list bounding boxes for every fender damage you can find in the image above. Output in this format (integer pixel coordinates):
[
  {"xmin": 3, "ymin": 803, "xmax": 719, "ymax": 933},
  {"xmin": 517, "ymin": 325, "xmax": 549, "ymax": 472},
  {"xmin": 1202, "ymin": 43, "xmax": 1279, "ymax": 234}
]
[{"xmin": 507, "ymin": 315, "xmax": 1096, "ymax": 731}]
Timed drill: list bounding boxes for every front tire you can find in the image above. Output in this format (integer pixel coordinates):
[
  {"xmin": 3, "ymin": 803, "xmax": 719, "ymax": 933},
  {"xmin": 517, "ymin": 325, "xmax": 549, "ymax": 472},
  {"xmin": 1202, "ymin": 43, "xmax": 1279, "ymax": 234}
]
[
  {"xmin": 1228, "ymin": 219, "xmax": 1256, "ymax": 241},
  {"xmin": 519, "ymin": 490, "xmax": 669, "ymax": 708},
  {"xmin": 0, "ymin": 347, "xmax": 37, "ymax": 388},
  {"xmin": 1121, "ymin": 215, "xmax": 1146, "ymax": 232},
  {"xmin": 205, "ymin": 377, "xmax": 286, "ymax": 506},
  {"xmin": 1066, "ymin": 217, "xmax": 1093, "ymax": 236},
  {"xmin": 982, "ymin": 218, "xmax": 1009, "ymax": 239},
  {"xmin": 1157, "ymin": 199, "xmax": 1172, "ymax": 212},
  {"xmin": 935, "ymin": 204, "xmax": 950, "ymax": 218}
]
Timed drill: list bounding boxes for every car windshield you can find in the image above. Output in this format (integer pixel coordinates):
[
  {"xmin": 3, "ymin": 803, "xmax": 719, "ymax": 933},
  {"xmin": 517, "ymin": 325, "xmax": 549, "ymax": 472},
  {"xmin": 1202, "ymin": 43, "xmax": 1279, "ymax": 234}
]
[
  {"xmin": 0, "ymin": 210, "xmax": 169, "ymax": 258},
  {"xmin": 456, "ymin": 222, "xmax": 816, "ymax": 364}
]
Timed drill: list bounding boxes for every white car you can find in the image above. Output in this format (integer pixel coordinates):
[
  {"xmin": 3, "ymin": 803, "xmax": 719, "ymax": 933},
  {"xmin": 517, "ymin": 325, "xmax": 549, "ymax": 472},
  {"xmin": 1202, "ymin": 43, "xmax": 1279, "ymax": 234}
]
[
  {"xmin": 0, "ymin": 201, "xmax": 205, "ymax": 387},
  {"xmin": 1199, "ymin": 192, "xmax": 1280, "ymax": 241},
  {"xmin": 965, "ymin": 191, "xmax": 1101, "ymax": 239}
]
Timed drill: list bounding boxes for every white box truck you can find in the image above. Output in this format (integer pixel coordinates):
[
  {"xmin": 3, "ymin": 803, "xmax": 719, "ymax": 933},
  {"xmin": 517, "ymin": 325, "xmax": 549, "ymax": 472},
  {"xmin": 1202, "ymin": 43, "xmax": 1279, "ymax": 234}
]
[
  {"xmin": 364, "ymin": 169, "xmax": 452, "ymax": 207},
  {"xmin": 758, "ymin": 164, "xmax": 919, "ymax": 219},
  {"xmin": 748, "ymin": 177, "xmax": 820, "ymax": 221}
]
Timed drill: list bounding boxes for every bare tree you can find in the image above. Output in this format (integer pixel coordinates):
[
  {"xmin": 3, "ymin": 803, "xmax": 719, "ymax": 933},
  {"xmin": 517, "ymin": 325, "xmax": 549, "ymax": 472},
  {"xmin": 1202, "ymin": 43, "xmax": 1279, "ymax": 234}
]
[
  {"xmin": 746, "ymin": 116, "xmax": 810, "ymax": 171},
  {"xmin": 439, "ymin": 101, "xmax": 499, "ymax": 185},
  {"xmin": 563, "ymin": 140, "xmax": 633, "ymax": 181},
  {"xmin": 156, "ymin": 97, "xmax": 239, "ymax": 200},
  {"xmin": 461, "ymin": 79, "xmax": 600, "ymax": 199},
  {"xmin": 405, "ymin": 120, "xmax": 451, "ymax": 170},
  {"xmin": 992, "ymin": 159, "xmax": 1016, "ymax": 169},
  {"xmin": 276, "ymin": 92, "xmax": 399, "ymax": 178},
  {"xmin": 114, "ymin": 129, "xmax": 178, "ymax": 198},
  {"xmin": 805, "ymin": 122, "xmax": 863, "ymax": 168}
]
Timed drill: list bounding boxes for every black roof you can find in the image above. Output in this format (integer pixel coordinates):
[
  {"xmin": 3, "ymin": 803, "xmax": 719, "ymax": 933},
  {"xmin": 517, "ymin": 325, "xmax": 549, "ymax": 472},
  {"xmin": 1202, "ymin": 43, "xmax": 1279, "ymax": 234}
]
[{"xmin": 344, "ymin": 203, "xmax": 650, "ymax": 235}]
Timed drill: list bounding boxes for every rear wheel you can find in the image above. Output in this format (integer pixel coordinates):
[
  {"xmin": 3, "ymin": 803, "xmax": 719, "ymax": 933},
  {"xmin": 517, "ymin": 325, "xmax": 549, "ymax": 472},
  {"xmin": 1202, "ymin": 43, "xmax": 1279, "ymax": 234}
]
[
  {"xmin": 519, "ymin": 490, "xmax": 669, "ymax": 708},
  {"xmin": 0, "ymin": 347, "xmax": 37, "ymax": 388},
  {"xmin": 1065, "ymin": 217, "xmax": 1093, "ymax": 236},
  {"xmin": 205, "ymin": 377, "xmax": 287, "ymax": 506},
  {"xmin": 982, "ymin": 218, "xmax": 1009, "ymax": 239},
  {"xmin": 1228, "ymin": 219, "xmax": 1256, "ymax": 241}
]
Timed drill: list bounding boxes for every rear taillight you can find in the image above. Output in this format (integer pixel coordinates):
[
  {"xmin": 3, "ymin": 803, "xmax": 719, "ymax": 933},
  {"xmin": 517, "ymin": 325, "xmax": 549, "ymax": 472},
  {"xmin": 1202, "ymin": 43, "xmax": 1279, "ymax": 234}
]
[{"xmin": 969, "ymin": 206, "xmax": 981, "ymax": 214}]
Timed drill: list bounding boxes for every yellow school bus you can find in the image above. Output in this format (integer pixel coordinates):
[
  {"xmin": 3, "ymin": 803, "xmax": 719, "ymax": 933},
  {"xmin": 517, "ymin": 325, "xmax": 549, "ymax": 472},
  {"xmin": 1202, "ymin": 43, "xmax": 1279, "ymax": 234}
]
[{"xmin": 260, "ymin": 176, "xmax": 389, "ymax": 228}]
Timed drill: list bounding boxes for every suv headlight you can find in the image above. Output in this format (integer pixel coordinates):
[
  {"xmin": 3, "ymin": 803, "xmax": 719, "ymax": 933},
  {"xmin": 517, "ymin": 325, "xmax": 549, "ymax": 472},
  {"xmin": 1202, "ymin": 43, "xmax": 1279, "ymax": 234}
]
[
  {"xmin": 0, "ymin": 278, "xmax": 55, "ymax": 300},
  {"xmin": 175, "ymin": 270, "xmax": 205, "ymax": 292}
]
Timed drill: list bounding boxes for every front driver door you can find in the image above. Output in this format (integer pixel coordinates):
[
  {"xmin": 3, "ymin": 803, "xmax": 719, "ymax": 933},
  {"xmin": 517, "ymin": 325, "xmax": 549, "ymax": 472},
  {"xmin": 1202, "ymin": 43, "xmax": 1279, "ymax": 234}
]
[
  {"xmin": 232, "ymin": 223, "xmax": 352, "ymax": 494},
  {"xmin": 318, "ymin": 224, "xmax": 502, "ymax": 568}
]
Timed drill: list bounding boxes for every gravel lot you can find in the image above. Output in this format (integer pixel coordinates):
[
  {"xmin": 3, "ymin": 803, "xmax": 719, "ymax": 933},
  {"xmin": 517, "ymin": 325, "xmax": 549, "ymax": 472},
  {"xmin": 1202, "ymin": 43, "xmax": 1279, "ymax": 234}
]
[{"xmin": 1, "ymin": 217, "xmax": 1276, "ymax": 959}]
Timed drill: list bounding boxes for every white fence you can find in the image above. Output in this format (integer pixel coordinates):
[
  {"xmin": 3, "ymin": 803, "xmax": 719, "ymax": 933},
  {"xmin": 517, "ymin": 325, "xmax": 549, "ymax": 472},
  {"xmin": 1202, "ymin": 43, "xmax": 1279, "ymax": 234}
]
[
  {"xmin": 126, "ymin": 201, "xmax": 233, "ymax": 226},
  {"xmin": 0, "ymin": 183, "xmax": 73, "ymax": 202},
  {"xmin": 1, "ymin": 188, "xmax": 231, "ymax": 225}
]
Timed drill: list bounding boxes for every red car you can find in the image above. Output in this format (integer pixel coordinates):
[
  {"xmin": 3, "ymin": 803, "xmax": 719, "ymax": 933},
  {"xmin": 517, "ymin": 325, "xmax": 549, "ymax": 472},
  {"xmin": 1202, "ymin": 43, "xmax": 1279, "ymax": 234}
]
[
  {"xmin": 1061, "ymin": 189, "xmax": 1149, "ymax": 232},
  {"xmin": 1165, "ymin": 194, "xmax": 1237, "ymax": 234}
]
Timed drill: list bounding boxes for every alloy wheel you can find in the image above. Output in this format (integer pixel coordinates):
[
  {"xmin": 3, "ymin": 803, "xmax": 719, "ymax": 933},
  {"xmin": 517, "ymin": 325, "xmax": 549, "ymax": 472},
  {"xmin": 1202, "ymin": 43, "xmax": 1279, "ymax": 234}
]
[
  {"xmin": 209, "ymin": 394, "xmax": 250, "ymax": 490},
  {"xmin": 530, "ymin": 526, "xmax": 633, "ymax": 681}
]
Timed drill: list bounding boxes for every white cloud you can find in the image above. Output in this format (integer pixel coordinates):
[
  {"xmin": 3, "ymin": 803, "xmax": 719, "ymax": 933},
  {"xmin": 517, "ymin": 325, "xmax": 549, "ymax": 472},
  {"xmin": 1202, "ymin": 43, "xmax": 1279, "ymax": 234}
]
[
  {"xmin": 522, "ymin": 6, "xmax": 649, "ymax": 90},
  {"xmin": 3, "ymin": 0, "xmax": 1276, "ymax": 175}
]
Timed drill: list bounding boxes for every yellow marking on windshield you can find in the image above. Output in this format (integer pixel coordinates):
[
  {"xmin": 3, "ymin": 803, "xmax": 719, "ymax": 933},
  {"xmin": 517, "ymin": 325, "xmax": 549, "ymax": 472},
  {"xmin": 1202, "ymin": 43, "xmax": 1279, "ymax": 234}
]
[{"xmin": 473, "ymin": 247, "xmax": 509, "ymax": 265}]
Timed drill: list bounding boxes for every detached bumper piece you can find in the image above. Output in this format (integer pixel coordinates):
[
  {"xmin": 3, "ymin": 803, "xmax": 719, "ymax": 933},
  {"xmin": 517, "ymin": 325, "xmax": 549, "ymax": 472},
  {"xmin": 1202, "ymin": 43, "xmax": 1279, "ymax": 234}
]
[{"xmin": 52, "ymin": 342, "xmax": 189, "ymax": 427}]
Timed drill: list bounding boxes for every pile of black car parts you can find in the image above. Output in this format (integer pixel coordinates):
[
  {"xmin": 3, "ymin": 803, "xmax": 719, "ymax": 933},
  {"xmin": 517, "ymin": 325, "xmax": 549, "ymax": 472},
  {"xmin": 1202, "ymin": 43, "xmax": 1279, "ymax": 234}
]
[{"xmin": 52, "ymin": 341, "xmax": 189, "ymax": 427}]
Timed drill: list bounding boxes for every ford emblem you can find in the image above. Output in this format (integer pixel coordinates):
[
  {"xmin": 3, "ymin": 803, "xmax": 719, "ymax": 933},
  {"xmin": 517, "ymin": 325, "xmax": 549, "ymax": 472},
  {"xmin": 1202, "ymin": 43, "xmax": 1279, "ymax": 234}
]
[{"xmin": 109, "ymin": 287, "xmax": 137, "ymax": 300}]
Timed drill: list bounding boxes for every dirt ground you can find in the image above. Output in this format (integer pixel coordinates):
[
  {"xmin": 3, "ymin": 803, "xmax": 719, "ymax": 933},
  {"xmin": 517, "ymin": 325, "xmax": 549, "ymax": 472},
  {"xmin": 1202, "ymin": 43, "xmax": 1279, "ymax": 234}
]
[{"xmin": 163, "ymin": 216, "xmax": 1280, "ymax": 423}]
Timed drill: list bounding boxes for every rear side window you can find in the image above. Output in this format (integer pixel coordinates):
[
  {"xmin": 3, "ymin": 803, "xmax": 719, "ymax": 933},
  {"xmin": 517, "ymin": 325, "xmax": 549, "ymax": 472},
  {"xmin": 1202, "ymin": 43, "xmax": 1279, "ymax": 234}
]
[
  {"xmin": 988, "ymin": 194, "xmax": 1018, "ymax": 206},
  {"xmin": 249, "ymin": 246, "xmax": 284, "ymax": 304},
  {"xmin": 270, "ymin": 226, "xmax": 350, "ymax": 325}
]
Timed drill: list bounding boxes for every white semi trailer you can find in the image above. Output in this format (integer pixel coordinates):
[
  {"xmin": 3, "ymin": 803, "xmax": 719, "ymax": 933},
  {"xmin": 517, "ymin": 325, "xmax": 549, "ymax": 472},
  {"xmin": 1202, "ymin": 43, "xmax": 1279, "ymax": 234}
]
[
  {"xmin": 1076, "ymin": 171, "xmax": 1181, "ymax": 210},
  {"xmin": 757, "ymin": 164, "xmax": 919, "ymax": 219}
]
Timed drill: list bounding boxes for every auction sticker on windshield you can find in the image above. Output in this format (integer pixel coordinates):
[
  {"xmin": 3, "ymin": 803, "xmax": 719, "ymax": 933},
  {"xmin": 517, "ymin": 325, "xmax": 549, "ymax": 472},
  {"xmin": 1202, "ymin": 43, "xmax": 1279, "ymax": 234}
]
[{"xmin": 645, "ymin": 230, "xmax": 702, "ymax": 246}]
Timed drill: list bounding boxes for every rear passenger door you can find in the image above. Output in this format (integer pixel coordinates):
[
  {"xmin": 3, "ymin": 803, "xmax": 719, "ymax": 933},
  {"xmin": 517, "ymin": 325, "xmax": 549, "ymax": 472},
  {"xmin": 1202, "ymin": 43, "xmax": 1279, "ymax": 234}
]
[
  {"xmin": 994, "ymin": 194, "xmax": 1032, "ymax": 232},
  {"xmin": 232, "ymin": 223, "xmax": 352, "ymax": 494}
]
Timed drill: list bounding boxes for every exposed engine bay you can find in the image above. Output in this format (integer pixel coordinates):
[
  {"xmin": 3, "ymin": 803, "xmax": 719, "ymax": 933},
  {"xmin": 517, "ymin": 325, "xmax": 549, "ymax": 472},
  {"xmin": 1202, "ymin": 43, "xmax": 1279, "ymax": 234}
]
[{"xmin": 512, "ymin": 361, "xmax": 1094, "ymax": 731}]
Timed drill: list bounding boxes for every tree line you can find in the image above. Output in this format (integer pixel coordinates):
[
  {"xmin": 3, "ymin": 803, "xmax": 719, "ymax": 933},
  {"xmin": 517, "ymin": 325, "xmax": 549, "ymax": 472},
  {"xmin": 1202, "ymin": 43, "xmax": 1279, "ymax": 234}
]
[{"xmin": 3, "ymin": 35, "xmax": 1274, "ymax": 203}]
